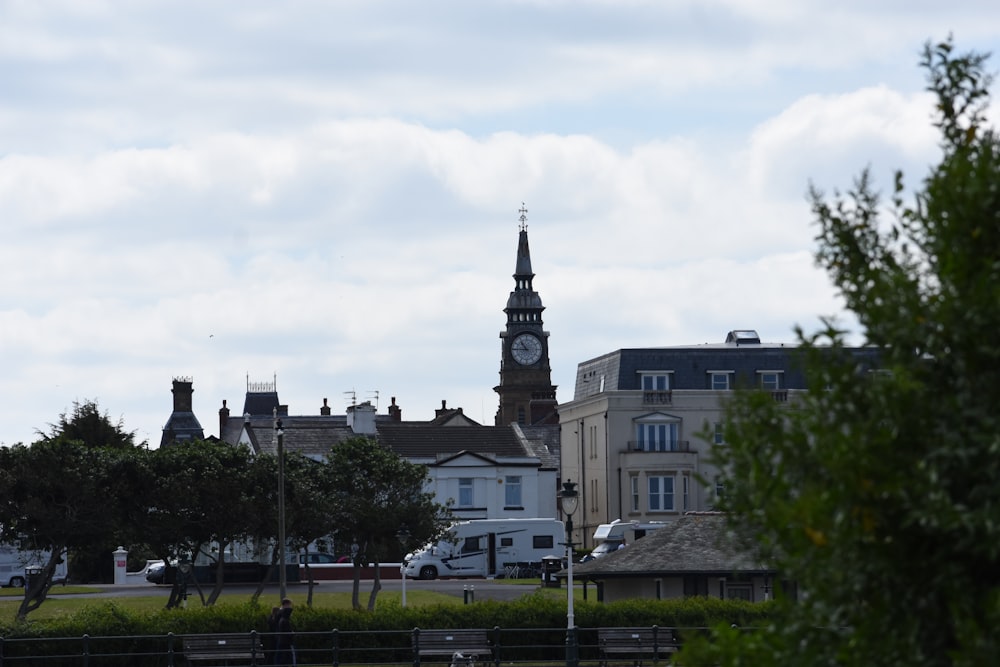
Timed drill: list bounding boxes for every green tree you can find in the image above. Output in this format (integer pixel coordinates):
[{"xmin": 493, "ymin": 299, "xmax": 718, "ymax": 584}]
[
  {"xmin": 41, "ymin": 399, "xmax": 144, "ymax": 450},
  {"xmin": 0, "ymin": 441, "xmax": 125, "ymax": 620},
  {"xmin": 144, "ymin": 440, "xmax": 257, "ymax": 608},
  {"xmin": 325, "ymin": 436, "xmax": 449, "ymax": 611},
  {"xmin": 686, "ymin": 39, "xmax": 1000, "ymax": 667},
  {"xmin": 245, "ymin": 450, "xmax": 340, "ymax": 607}
]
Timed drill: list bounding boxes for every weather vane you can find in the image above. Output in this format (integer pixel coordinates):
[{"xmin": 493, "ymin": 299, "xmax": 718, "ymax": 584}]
[{"xmin": 519, "ymin": 203, "xmax": 528, "ymax": 231}]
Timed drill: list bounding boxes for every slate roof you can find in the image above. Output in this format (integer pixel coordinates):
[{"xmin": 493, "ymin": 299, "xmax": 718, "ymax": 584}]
[
  {"xmin": 574, "ymin": 343, "xmax": 880, "ymax": 400},
  {"xmin": 517, "ymin": 424, "xmax": 561, "ymax": 470},
  {"xmin": 376, "ymin": 424, "xmax": 529, "ymax": 460},
  {"xmin": 159, "ymin": 411, "xmax": 205, "ymax": 448},
  {"xmin": 216, "ymin": 390, "xmax": 547, "ymax": 467},
  {"xmin": 572, "ymin": 513, "xmax": 773, "ymax": 578},
  {"xmin": 234, "ymin": 415, "xmax": 357, "ymax": 459}
]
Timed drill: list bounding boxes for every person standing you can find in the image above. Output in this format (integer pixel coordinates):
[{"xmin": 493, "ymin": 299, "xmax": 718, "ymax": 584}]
[
  {"xmin": 264, "ymin": 605, "xmax": 281, "ymax": 664},
  {"xmin": 273, "ymin": 598, "xmax": 296, "ymax": 666}
]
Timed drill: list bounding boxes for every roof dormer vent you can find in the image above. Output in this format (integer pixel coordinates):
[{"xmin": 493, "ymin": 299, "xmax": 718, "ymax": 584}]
[{"xmin": 726, "ymin": 330, "xmax": 761, "ymax": 345}]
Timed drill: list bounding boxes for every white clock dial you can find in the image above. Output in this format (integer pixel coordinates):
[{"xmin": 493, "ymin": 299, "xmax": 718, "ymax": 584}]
[{"xmin": 511, "ymin": 333, "xmax": 543, "ymax": 365}]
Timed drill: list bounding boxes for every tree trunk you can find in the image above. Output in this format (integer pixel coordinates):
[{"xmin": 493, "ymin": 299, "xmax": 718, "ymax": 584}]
[
  {"xmin": 15, "ymin": 545, "xmax": 65, "ymax": 621},
  {"xmin": 366, "ymin": 558, "xmax": 382, "ymax": 611},
  {"xmin": 351, "ymin": 560, "xmax": 362, "ymax": 610}
]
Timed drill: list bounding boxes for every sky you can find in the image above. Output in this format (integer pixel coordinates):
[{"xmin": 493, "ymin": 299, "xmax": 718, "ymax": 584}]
[{"xmin": 2, "ymin": 1, "xmax": 999, "ymax": 447}]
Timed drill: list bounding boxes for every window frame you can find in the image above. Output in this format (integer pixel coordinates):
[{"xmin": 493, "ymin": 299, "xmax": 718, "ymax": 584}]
[
  {"xmin": 504, "ymin": 475, "xmax": 522, "ymax": 508},
  {"xmin": 757, "ymin": 370, "xmax": 783, "ymax": 390},
  {"xmin": 648, "ymin": 474, "xmax": 675, "ymax": 512},
  {"xmin": 639, "ymin": 371, "xmax": 672, "ymax": 391},
  {"xmin": 708, "ymin": 371, "xmax": 732, "ymax": 390},
  {"xmin": 458, "ymin": 478, "xmax": 474, "ymax": 507}
]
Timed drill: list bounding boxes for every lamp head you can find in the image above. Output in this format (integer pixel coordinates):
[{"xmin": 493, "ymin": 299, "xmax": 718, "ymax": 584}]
[{"xmin": 559, "ymin": 479, "xmax": 579, "ymax": 517}]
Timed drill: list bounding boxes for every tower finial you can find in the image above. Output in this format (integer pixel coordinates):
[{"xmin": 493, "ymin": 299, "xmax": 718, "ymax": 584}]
[{"xmin": 518, "ymin": 203, "xmax": 528, "ymax": 231}]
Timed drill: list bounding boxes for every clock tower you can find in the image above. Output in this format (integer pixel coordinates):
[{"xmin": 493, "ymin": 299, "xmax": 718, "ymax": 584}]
[{"xmin": 495, "ymin": 205, "xmax": 558, "ymax": 426}]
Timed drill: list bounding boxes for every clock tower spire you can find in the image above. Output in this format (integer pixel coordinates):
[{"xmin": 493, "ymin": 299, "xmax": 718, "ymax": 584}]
[{"xmin": 495, "ymin": 205, "xmax": 558, "ymax": 426}]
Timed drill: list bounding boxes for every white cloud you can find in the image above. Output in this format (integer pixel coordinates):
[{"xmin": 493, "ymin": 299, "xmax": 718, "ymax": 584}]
[{"xmin": 0, "ymin": 1, "xmax": 995, "ymax": 446}]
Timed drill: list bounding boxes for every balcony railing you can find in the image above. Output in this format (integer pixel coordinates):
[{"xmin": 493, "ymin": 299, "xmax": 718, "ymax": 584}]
[
  {"xmin": 642, "ymin": 390, "xmax": 673, "ymax": 405},
  {"xmin": 627, "ymin": 440, "xmax": 691, "ymax": 453}
]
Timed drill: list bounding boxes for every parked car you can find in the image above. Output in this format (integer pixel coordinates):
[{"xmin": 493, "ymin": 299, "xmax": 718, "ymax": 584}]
[
  {"xmin": 298, "ymin": 553, "xmax": 338, "ymax": 564},
  {"xmin": 145, "ymin": 562, "xmax": 166, "ymax": 584}
]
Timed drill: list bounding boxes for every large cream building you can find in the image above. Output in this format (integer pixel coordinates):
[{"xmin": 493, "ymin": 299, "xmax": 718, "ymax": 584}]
[{"xmin": 559, "ymin": 330, "xmax": 877, "ymax": 549}]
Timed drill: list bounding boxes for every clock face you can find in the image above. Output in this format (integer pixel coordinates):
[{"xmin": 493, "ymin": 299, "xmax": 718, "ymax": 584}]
[{"xmin": 511, "ymin": 333, "xmax": 543, "ymax": 365}]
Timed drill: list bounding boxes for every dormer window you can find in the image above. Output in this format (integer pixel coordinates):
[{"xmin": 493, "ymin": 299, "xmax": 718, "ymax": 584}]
[
  {"xmin": 758, "ymin": 371, "xmax": 783, "ymax": 390},
  {"xmin": 639, "ymin": 372, "xmax": 671, "ymax": 391},
  {"xmin": 708, "ymin": 371, "xmax": 733, "ymax": 390}
]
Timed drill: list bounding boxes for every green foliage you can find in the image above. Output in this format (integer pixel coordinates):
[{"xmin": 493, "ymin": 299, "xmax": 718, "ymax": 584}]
[
  {"xmin": 41, "ymin": 399, "xmax": 143, "ymax": 449},
  {"xmin": 702, "ymin": 37, "xmax": 1000, "ymax": 667},
  {"xmin": 0, "ymin": 593, "xmax": 773, "ymax": 667},
  {"xmin": 325, "ymin": 436, "xmax": 451, "ymax": 610}
]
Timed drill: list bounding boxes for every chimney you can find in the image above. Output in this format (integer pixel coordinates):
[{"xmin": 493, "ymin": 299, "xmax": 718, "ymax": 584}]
[
  {"xmin": 388, "ymin": 396, "xmax": 401, "ymax": 422},
  {"xmin": 435, "ymin": 399, "xmax": 450, "ymax": 418},
  {"xmin": 320, "ymin": 398, "xmax": 331, "ymax": 416},
  {"xmin": 219, "ymin": 399, "xmax": 230, "ymax": 436},
  {"xmin": 347, "ymin": 401, "xmax": 377, "ymax": 434},
  {"xmin": 172, "ymin": 378, "xmax": 194, "ymax": 412},
  {"xmin": 277, "ymin": 404, "xmax": 289, "ymax": 417}
]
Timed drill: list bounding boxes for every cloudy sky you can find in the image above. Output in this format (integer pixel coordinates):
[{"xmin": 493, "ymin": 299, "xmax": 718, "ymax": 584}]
[{"xmin": 2, "ymin": 1, "xmax": 998, "ymax": 447}]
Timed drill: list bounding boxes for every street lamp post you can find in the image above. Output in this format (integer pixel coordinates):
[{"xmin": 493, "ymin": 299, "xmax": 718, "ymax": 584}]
[
  {"xmin": 275, "ymin": 413, "xmax": 287, "ymax": 600},
  {"xmin": 397, "ymin": 524, "xmax": 411, "ymax": 607},
  {"xmin": 559, "ymin": 480, "xmax": 580, "ymax": 667}
]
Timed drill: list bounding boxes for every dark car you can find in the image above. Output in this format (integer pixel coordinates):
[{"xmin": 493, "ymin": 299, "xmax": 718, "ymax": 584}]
[
  {"xmin": 145, "ymin": 562, "xmax": 166, "ymax": 584},
  {"xmin": 298, "ymin": 553, "xmax": 338, "ymax": 564}
]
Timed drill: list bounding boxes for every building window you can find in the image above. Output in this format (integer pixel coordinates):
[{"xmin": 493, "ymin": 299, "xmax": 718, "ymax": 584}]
[
  {"xmin": 648, "ymin": 475, "xmax": 675, "ymax": 511},
  {"xmin": 504, "ymin": 476, "xmax": 522, "ymax": 507},
  {"xmin": 640, "ymin": 373, "xmax": 670, "ymax": 391},
  {"xmin": 517, "ymin": 407, "xmax": 526, "ymax": 425},
  {"xmin": 713, "ymin": 476, "xmax": 726, "ymax": 509},
  {"xmin": 630, "ymin": 475, "xmax": 640, "ymax": 512},
  {"xmin": 726, "ymin": 583, "xmax": 753, "ymax": 601},
  {"xmin": 458, "ymin": 478, "xmax": 474, "ymax": 507},
  {"xmin": 682, "ymin": 474, "xmax": 690, "ymax": 511},
  {"xmin": 710, "ymin": 372, "xmax": 732, "ymax": 390},
  {"xmin": 713, "ymin": 422, "xmax": 725, "ymax": 445},
  {"xmin": 758, "ymin": 371, "xmax": 782, "ymax": 390},
  {"xmin": 636, "ymin": 421, "xmax": 679, "ymax": 451}
]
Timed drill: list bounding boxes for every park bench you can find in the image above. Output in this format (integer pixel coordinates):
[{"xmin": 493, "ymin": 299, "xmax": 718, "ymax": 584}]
[
  {"xmin": 413, "ymin": 628, "xmax": 492, "ymax": 667},
  {"xmin": 598, "ymin": 627, "xmax": 679, "ymax": 667},
  {"xmin": 182, "ymin": 632, "xmax": 264, "ymax": 666}
]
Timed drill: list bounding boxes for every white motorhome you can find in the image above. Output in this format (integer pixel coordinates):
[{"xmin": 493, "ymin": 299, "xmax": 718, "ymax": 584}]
[
  {"xmin": 0, "ymin": 544, "xmax": 68, "ymax": 588},
  {"xmin": 402, "ymin": 518, "xmax": 564, "ymax": 580},
  {"xmin": 586, "ymin": 519, "xmax": 669, "ymax": 560}
]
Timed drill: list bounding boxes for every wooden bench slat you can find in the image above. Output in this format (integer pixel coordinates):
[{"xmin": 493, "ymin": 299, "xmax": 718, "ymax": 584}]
[
  {"xmin": 182, "ymin": 633, "xmax": 262, "ymax": 665},
  {"xmin": 598, "ymin": 627, "xmax": 678, "ymax": 666},
  {"xmin": 414, "ymin": 629, "xmax": 491, "ymax": 657}
]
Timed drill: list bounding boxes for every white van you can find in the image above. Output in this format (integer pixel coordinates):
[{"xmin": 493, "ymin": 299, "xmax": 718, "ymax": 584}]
[
  {"xmin": 402, "ymin": 518, "xmax": 564, "ymax": 580},
  {"xmin": 0, "ymin": 544, "xmax": 68, "ymax": 587},
  {"xmin": 586, "ymin": 519, "xmax": 669, "ymax": 560}
]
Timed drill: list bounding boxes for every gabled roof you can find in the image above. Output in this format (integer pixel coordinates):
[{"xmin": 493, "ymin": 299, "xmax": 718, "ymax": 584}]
[
  {"xmin": 239, "ymin": 415, "xmax": 356, "ymax": 459},
  {"xmin": 376, "ymin": 424, "xmax": 529, "ymax": 459},
  {"xmin": 516, "ymin": 423, "xmax": 561, "ymax": 470},
  {"xmin": 573, "ymin": 513, "xmax": 773, "ymax": 578},
  {"xmin": 428, "ymin": 409, "xmax": 481, "ymax": 426}
]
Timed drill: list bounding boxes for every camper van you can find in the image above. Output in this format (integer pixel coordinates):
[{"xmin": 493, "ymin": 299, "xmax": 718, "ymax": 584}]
[
  {"xmin": 402, "ymin": 518, "xmax": 564, "ymax": 580},
  {"xmin": 0, "ymin": 545, "xmax": 68, "ymax": 588},
  {"xmin": 585, "ymin": 519, "xmax": 669, "ymax": 560}
]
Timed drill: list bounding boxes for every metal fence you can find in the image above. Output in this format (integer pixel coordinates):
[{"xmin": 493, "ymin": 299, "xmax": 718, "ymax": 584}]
[{"xmin": 0, "ymin": 624, "xmax": 695, "ymax": 666}]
